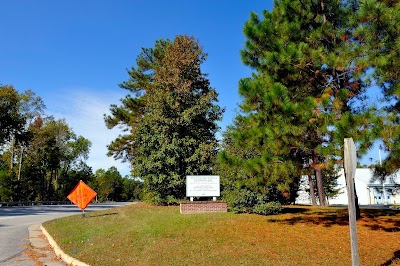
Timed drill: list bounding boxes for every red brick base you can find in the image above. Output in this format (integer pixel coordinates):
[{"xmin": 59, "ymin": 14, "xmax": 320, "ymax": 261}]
[{"xmin": 180, "ymin": 201, "xmax": 228, "ymax": 214}]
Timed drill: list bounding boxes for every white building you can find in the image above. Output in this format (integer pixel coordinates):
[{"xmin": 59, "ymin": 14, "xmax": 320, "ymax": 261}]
[{"xmin": 296, "ymin": 168, "xmax": 400, "ymax": 205}]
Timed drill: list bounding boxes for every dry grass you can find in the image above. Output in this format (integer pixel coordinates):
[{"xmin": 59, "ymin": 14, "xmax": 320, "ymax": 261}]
[{"xmin": 43, "ymin": 203, "xmax": 400, "ymax": 266}]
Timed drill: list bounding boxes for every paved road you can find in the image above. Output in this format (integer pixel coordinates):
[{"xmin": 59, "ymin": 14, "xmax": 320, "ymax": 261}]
[{"xmin": 0, "ymin": 203, "xmax": 133, "ymax": 266}]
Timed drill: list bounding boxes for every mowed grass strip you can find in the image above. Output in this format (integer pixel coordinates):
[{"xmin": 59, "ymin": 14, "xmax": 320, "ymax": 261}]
[{"xmin": 43, "ymin": 203, "xmax": 400, "ymax": 266}]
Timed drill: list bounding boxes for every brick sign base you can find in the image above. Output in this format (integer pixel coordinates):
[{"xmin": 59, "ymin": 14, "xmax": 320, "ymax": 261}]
[{"xmin": 180, "ymin": 201, "xmax": 228, "ymax": 214}]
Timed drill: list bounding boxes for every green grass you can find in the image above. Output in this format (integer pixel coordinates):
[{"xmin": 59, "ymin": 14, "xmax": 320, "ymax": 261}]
[{"xmin": 43, "ymin": 203, "xmax": 400, "ymax": 266}]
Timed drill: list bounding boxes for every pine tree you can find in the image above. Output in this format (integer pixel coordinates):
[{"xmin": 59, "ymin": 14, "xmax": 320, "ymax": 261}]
[
  {"xmin": 106, "ymin": 35, "xmax": 223, "ymax": 204},
  {"xmin": 220, "ymin": 0, "xmax": 377, "ymax": 206},
  {"xmin": 354, "ymin": 0, "xmax": 400, "ymax": 178}
]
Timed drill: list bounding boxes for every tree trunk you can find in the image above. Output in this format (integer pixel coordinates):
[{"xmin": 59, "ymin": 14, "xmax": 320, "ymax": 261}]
[
  {"xmin": 354, "ymin": 185, "xmax": 361, "ymax": 219},
  {"xmin": 312, "ymin": 150, "xmax": 327, "ymax": 206},
  {"xmin": 315, "ymin": 168, "xmax": 327, "ymax": 206},
  {"xmin": 10, "ymin": 135, "xmax": 15, "ymax": 169},
  {"xmin": 17, "ymin": 146, "xmax": 23, "ymax": 181},
  {"xmin": 308, "ymin": 174, "xmax": 317, "ymax": 205}
]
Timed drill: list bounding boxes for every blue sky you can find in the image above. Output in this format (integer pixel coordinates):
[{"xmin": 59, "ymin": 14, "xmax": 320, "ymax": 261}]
[
  {"xmin": 0, "ymin": 1, "xmax": 274, "ymax": 176},
  {"xmin": 0, "ymin": 1, "xmax": 382, "ymax": 177}
]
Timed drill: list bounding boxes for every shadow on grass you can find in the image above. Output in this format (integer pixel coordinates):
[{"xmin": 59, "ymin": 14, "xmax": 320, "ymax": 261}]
[
  {"xmin": 269, "ymin": 212, "xmax": 349, "ymax": 227},
  {"xmin": 362, "ymin": 209, "xmax": 400, "ymax": 218},
  {"xmin": 86, "ymin": 212, "xmax": 118, "ymax": 218},
  {"xmin": 380, "ymin": 250, "xmax": 400, "ymax": 266},
  {"xmin": 281, "ymin": 207, "xmax": 309, "ymax": 214},
  {"xmin": 269, "ymin": 208, "xmax": 400, "ymax": 230},
  {"xmin": 363, "ymin": 219, "xmax": 400, "ymax": 232}
]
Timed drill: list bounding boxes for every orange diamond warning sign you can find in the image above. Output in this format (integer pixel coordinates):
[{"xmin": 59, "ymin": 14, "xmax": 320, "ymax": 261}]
[{"xmin": 67, "ymin": 180, "xmax": 97, "ymax": 210}]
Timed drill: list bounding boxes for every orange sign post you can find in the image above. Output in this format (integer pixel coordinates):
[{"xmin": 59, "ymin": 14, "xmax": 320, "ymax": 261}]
[{"xmin": 67, "ymin": 180, "xmax": 97, "ymax": 217}]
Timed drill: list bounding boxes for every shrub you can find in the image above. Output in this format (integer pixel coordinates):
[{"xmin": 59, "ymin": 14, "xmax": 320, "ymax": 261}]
[
  {"xmin": 222, "ymin": 189, "xmax": 257, "ymax": 213},
  {"xmin": 144, "ymin": 192, "xmax": 182, "ymax": 205},
  {"xmin": 253, "ymin": 202, "xmax": 282, "ymax": 215},
  {"xmin": 144, "ymin": 191, "xmax": 164, "ymax": 205},
  {"xmin": 222, "ymin": 189, "xmax": 282, "ymax": 215},
  {"xmin": 166, "ymin": 195, "xmax": 181, "ymax": 205}
]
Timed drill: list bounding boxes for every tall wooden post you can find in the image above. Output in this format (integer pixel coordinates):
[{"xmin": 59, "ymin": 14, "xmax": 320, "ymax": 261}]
[{"xmin": 344, "ymin": 138, "xmax": 359, "ymax": 266}]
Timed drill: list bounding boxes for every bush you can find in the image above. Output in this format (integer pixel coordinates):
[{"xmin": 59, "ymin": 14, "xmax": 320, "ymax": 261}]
[
  {"xmin": 222, "ymin": 189, "xmax": 282, "ymax": 215},
  {"xmin": 166, "ymin": 195, "xmax": 181, "ymax": 205},
  {"xmin": 253, "ymin": 202, "xmax": 282, "ymax": 215},
  {"xmin": 144, "ymin": 192, "xmax": 182, "ymax": 205},
  {"xmin": 144, "ymin": 191, "xmax": 164, "ymax": 205},
  {"xmin": 222, "ymin": 189, "xmax": 257, "ymax": 213}
]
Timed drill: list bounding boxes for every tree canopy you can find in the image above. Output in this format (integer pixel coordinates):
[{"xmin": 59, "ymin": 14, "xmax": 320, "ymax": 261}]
[
  {"xmin": 355, "ymin": 0, "xmax": 400, "ymax": 178},
  {"xmin": 0, "ymin": 86, "xmax": 96, "ymax": 202},
  {"xmin": 106, "ymin": 35, "xmax": 223, "ymax": 204},
  {"xmin": 219, "ymin": 0, "xmax": 384, "ymax": 207}
]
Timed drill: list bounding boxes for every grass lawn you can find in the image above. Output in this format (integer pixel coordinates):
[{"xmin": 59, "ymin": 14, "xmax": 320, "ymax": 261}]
[{"xmin": 43, "ymin": 203, "xmax": 400, "ymax": 266}]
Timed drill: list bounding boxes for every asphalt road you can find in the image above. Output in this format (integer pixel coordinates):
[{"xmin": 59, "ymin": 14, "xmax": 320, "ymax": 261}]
[{"xmin": 0, "ymin": 202, "xmax": 134, "ymax": 266}]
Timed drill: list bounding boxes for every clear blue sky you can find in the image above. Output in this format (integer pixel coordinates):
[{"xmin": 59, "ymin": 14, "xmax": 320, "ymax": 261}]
[
  {"xmin": 0, "ymin": 1, "xmax": 274, "ymax": 176},
  {"xmin": 0, "ymin": 1, "xmax": 381, "ymax": 176}
]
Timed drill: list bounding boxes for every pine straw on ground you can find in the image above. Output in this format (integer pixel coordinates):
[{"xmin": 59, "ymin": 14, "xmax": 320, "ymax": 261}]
[
  {"xmin": 44, "ymin": 203, "xmax": 400, "ymax": 266},
  {"xmin": 22, "ymin": 235, "xmax": 65, "ymax": 266}
]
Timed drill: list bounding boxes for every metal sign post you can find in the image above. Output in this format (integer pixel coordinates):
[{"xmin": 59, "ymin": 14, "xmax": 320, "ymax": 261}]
[{"xmin": 344, "ymin": 138, "xmax": 359, "ymax": 266}]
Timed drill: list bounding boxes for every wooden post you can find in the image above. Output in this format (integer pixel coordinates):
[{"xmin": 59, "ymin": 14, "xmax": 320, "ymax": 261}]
[{"xmin": 344, "ymin": 138, "xmax": 359, "ymax": 266}]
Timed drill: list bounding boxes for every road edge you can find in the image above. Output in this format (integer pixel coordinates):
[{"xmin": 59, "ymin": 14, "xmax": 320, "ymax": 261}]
[{"xmin": 40, "ymin": 224, "xmax": 89, "ymax": 266}]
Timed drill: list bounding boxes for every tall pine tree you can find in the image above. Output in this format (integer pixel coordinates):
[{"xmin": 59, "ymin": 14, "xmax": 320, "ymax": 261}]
[
  {"xmin": 220, "ymin": 0, "xmax": 377, "ymax": 206},
  {"xmin": 106, "ymin": 35, "xmax": 223, "ymax": 205}
]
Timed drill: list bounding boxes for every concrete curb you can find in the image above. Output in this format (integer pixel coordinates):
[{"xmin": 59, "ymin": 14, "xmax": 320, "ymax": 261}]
[{"xmin": 40, "ymin": 225, "xmax": 90, "ymax": 266}]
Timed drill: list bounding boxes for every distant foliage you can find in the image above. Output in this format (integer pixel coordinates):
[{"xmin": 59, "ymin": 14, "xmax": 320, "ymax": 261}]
[
  {"xmin": 0, "ymin": 86, "xmax": 97, "ymax": 201},
  {"xmin": 0, "ymin": 86, "xmax": 143, "ymax": 203},
  {"xmin": 89, "ymin": 167, "xmax": 143, "ymax": 202},
  {"xmin": 0, "ymin": 161, "xmax": 16, "ymax": 202}
]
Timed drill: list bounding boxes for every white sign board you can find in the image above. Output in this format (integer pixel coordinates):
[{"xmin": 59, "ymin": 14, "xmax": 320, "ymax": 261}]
[{"xmin": 186, "ymin": 175, "xmax": 220, "ymax": 197}]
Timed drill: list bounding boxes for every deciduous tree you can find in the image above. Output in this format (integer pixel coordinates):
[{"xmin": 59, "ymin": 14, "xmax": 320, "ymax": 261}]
[{"xmin": 0, "ymin": 85, "xmax": 24, "ymax": 146}]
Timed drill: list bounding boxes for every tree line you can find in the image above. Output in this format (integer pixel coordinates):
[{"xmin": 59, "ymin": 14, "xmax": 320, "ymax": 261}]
[
  {"xmin": 1, "ymin": 1, "xmax": 398, "ymax": 213},
  {"xmin": 0, "ymin": 86, "xmax": 142, "ymax": 202}
]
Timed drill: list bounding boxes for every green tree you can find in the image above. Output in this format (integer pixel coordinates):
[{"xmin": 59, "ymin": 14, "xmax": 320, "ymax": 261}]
[
  {"xmin": 220, "ymin": 0, "xmax": 376, "ymax": 207},
  {"xmin": 0, "ymin": 86, "xmax": 45, "ymax": 177},
  {"xmin": 58, "ymin": 161, "xmax": 93, "ymax": 200},
  {"xmin": 121, "ymin": 177, "xmax": 144, "ymax": 201},
  {"xmin": 0, "ymin": 85, "xmax": 24, "ymax": 146},
  {"xmin": 20, "ymin": 117, "xmax": 91, "ymax": 201},
  {"xmin": 0, "ymin": 160, "xmax": 16, "ymax": 201},
  {"xmin": 0, "ymin": 86, "xmax": 93, "ymax": 202},
  {"xmin": 354, "ymin": 1, "xmax": 400, "ymax": 178},
  {"xmin": 106, "ymin": 35, "xmax": 223, "ymax": 205},
  {"xmin": 93, "ymin": 167, "xmax": 124, "ymax": 201}
]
